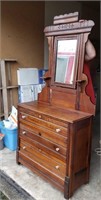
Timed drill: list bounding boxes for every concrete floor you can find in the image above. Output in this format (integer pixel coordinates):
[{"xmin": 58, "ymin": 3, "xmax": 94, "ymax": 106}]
[
  {"xmin": 0, "ymin": 171, "xmax": 34, "ymax": 200},
  {"xmin": 0, "ymin": 113, "xmax": 100, "ymax": 200}
]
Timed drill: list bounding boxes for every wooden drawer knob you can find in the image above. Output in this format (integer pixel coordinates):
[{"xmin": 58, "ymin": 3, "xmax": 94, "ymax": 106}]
[
  {"xmin": 56, "ymin": 128, "xmax": 60, "ymax": 133},
  {"xmin": 38, "ymin": 149, "xmax": 42, "ymax": 152},
  {"xmin": 22, "ymin": 146, "xmax": 26, "ymax": 150},
  {"xmin": 22, "ymin": 131, "xmax": 26, "ymax": 135},
  {"xmin": 55, "ymin": 165, "xmax": 59, "ymax": 169},
  {"xmin": 39, "ymin": 115, "xmax": 42, "ymax": 119},
  {"xmin": 56, "ymin": 147, "xmax": 60, "ymax": 152},
  {"xmin": 22, "ymin": 115, "xmax": 26, "ymax": 119}
]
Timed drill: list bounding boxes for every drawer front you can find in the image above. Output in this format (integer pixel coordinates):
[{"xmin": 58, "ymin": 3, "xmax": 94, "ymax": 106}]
[
  {"xmin": 18, "ymin": 151, "xmax": 65, "ymax": 189},
  {"xmin": 19, "ymin": 125, "xmax": 67, "ymax": 162},
  {"xmin": 19, "ymin": 107, "xmax": 69, "ymax": 128},
  {"xmin": 19, "ymin": 112, "xmax": 69, "ymax": 138},
  {"xmin": 19, "ymin": 122, "xmax": 68, "ymax": 148},
  {"xmin": 19, "ymin": 139, "xmax": 66, "ymax": 179}
]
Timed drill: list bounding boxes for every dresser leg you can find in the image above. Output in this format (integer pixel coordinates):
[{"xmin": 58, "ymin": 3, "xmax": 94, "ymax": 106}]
[
  {"xmin": 64, "ymin": 176, "xmax": 70, "ymax": 199},
  {"xmin": 16, "ymin": 150, "xmax": 21, "ymax": 165},
  {"xmin": 17, "ymin": 161, "xmax": 21, "ymax": 165}
]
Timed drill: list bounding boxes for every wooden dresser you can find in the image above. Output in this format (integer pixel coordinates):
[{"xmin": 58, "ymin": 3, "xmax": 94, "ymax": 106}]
[
  {"xmin": 16, "ymin": 12, "xmax": 96, "ymax": 199},
  {"xmin": 17, "ymin": 101, "xmax": 93, "ymax": 198}
]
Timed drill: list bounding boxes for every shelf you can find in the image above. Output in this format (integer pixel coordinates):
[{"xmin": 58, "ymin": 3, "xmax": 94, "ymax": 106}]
[
  {"xmin": 0, "ymin": 59, "xmax": 18, "ymax": 119},
  {"xmin": 0, "ymin": 86, "xmax": 18, "ymax": 90},
  {"xmin": 0, "ymin": 59, "xmax": 17, "ymax": 62},
  {"xmin": 7, "ymin": 86, "xmax": 18, "ymax": 89}
]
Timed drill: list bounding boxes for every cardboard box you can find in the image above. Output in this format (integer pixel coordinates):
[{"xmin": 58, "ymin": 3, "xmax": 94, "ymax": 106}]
[
  {"xmin": 32, "ymin": 84, "xmax": 44, "ymax": 100},
  {"xmin": 18, "ymin": 84, "xmax": 45, "ymax": 103},
  {"xmin": 17, "ymin": 68, "xmax": 39, "ymax": 85},
  {"xmin": 18, "ymin": 85, "xmax": 34, "ymax": 103}
]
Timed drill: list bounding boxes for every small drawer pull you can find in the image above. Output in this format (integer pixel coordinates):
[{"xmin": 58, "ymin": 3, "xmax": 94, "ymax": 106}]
[
  {"xmin": 22, "ymin": 146, "xmax": 26, "ymax": 150},
  {"xmin": 38, "ymin": 115, "xmax": 42, "ymax": 119},
  {"xmin": 22, "ymin": 131, "xmax": 26, "ymax": 135},
  {"xmin": 38, "ymin": 149, "xmax": 42, "ymax": 152},
  {"xmin": 56, "ymin": 128, "xmax": 61, "ymax": 133},
  {"xmin": 22, "ymin": 115, "xmax": 26, "ymax": 119},
  {"xmin": 56, "ymin": 147, "xmax": 60, "ymax": 152},
  {"xmin": 39, "ymin": 132, "xmax": 42, "ymax": 136},
  {"xmin": 55, "ymin": 165, "xmax": 59, "ymax": 170}
]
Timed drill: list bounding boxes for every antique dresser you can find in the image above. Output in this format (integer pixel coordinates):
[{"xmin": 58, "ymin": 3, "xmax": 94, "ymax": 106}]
[{"xmin": 16, "ymin": 12, "xmax": 96, "ymax": 199}]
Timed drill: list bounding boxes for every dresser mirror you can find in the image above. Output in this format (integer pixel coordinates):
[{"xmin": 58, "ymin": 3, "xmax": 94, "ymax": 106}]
[
  {"xmin": 54, "ymin": 36, "xmax": 79, "ymax": 88},
  {"xmin": 42, "ymin": 12, "xmax": 96, "ymax": 115}
]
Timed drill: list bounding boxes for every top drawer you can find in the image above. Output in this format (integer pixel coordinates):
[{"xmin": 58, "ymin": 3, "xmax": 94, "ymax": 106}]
[
  {"xmin": 19, "ymin": 111, "xmax": 69, "ymax": 137},
  {"xmin": 19, "ymin": 107, "xmax": 69, "ymax": 128}
]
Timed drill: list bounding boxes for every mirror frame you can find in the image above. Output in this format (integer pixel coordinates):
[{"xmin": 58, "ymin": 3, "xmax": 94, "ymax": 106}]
[
  {"xmin": 42, "ymin": 13, "xmax": 96, "ymax": 115},
  {"xmin": 51, "ymin": 35, "xmax": 80, "ymax": 89}
]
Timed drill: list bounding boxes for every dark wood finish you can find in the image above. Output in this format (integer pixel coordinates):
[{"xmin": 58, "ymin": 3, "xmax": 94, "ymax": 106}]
[
  {"xmin": 17, "ymin": 12, "xmax": 96, "ymax": 199},
  {"xmin": 17, "ymin": 101, "xmax": 93, "ymax": 199},
  {"xmin": 40, "ymin": 12, "xmax": 96, "ymax": 115},
  {"xmin": 53, "ymin": 12, "xmax": 79, "ymax": 25}
]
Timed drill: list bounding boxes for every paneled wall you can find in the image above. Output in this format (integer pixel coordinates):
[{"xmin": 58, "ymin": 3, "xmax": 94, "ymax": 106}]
[
  {"xmin": 1, "ymin": 1, "xmax": 45, "ymax": 68},
  {"xmin": 0, "ymin": 1, "xmax": 45, "ymax": 119}
]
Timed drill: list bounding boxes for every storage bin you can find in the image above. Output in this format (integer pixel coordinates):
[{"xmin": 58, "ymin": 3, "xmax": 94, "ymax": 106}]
[
  {"xmin": 0, "ymin": 122, "xmax": 4, "ymax": 150},
  {"xmin": 0, "ymin": 121, "xmax": 3, "ymax": 131},
  {"xmin": 1, "ymin": 124, "xmax": 18, "ymax": 151}
]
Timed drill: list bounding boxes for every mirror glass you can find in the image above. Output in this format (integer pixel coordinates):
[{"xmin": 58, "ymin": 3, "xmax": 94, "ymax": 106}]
[{"xmin": 55, "ymin": 39, "xmax": 77, "ymax": 85}]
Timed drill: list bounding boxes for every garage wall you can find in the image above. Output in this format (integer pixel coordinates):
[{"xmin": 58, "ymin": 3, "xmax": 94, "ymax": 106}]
[
  {"xmin": 81, "ymin": 2, "xmax": 100, "ymax": 41},
  {"xmin": 1, "ymin": 1, "xmax": 45, "ymax": 68}
]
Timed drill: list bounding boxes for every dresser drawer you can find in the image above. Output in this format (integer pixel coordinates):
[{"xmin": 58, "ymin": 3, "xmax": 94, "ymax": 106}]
[
  {"xmin": 18, "ymin": 151, "xmax": 65, "ymax": 189},
  {"xmin": 19, "ymin": 139, "xmax": 66, "ymax": 179},
  {"xmin": 19, "ymin": 126, "xmax": 67, "ymax": 162},
  {"xmin": 19, "ymin": 122, "xmax": 68, "ymax": 148},
  {"xmin": 19, "ymin": 107, "xmax": 69, "ymax": 128},
  {"xmin": 19, "ymin": 111, "xmax": 68, "ymax": 137}
]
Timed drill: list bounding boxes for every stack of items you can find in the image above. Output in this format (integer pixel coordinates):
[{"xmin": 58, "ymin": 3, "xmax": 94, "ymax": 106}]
[{"xmin": 17, "ymin": 68, "xmax": 47, "ymax": 103}]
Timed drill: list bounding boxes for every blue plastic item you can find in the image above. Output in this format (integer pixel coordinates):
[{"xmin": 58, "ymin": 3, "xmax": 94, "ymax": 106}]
[
  {"xmin": 1, "ymin": 123, "xmax": 18, "ymax": 151},
  {"xmin": 0, "ymin": 122, "xmax": 5, "ymax": 150},
  {"xmin": 0, "ymin": 121, "xmax": 3, "ymax": 132},
  {"xmin": 38, "ymin": 69, "xmax": 48, "ymax": 84}
]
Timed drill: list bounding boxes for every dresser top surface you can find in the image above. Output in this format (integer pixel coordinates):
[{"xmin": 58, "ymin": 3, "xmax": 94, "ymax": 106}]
[{"xmin": 18, "ymin": 101, "xmax": 92, "ymax": 123}]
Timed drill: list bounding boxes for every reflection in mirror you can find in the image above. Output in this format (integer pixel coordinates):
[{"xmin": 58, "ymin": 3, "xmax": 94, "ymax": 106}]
[{"xmin": 55, "ymin": 39, "xmax": 77, "ymax": 85}]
